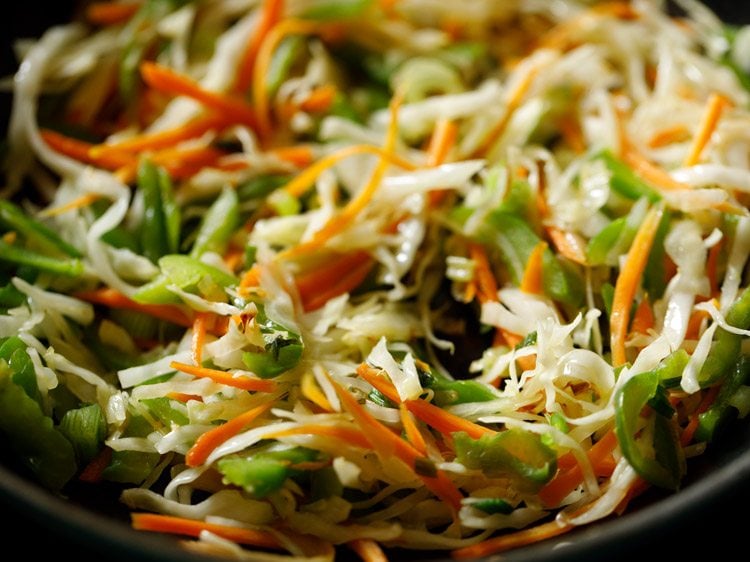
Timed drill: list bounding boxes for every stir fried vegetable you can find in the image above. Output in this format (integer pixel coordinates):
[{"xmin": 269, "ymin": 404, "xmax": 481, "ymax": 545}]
[{"xmin": 2, "ymin": 0, "xmax": 750, "ymax": 560}]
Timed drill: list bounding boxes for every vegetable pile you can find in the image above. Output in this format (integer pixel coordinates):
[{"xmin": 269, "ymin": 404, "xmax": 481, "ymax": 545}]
[{"xmin": 3, "ymin": 0, "xmax": 750, "ymax": 559}]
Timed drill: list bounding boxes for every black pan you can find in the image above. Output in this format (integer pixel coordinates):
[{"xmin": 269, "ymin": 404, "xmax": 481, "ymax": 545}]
[{"xmin": 2, "ymin": 2, "xmax": 750, "ymax": 560}]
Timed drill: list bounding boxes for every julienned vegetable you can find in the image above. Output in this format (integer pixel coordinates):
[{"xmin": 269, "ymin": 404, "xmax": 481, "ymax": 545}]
[{"xmin": 2, "ymin": 0, "xmax": 750, "ymax": 560}]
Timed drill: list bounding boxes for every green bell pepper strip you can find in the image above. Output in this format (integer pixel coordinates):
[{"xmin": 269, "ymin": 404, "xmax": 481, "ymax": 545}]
[
  {"xmin": 138, "ymin": 160, "xmax": 181, "ymax": 264},
  {"xmin": 654, "ymin": 349, "xmax": 690, "ymax": 388},
  {"xmin": 101, "ymin": 450, "xmax": 161, "ymax": 484},
  {"xmin": 614, "ymin": 369, "xmax": 685, "ymax": 490},
  {"xmin": 0, "ymin": 363, "xmax": 77, "ymax": 491},
  {"xmin": 453, "ymin": 428, "xmax": 557, "ymax": 492},
  {"xmin": 217, "ymin": 446, "xmax": 320, "ymax": 499},
  {"xmin": 237, "ymin": 175, "xmax": 291, "ymax": 201},
  {"xmin": 0, "ymin": 200, "xmax": 82, "ymax": 258},
  {"xmin": 242, "ymin": 306, "xmax": 303, "ymax": 379},
  {"xmin": 595, "ymin": 150, "xmax": 661, "ymax": 203},
  {"xmin": 696, "ymin": 356, "xmax": 750, "ymax": 443},
  {"xmin": 300, "ymin": 0, "xmax": 373, "ymax": 20},
  {"xmin": 0, "ymin": 281, "xmax": 25, "ymax": 309},
  {"xmin": 642, "ymin": 209, "xmax": 671, "ymax": 300},
  {"xmin": 189, "ymin": 188, "xmax": 239, "ymax": 259},
  {"xmin": 417, "ymin": 367, "xmax": 496, "ymax": 406},
  {"xmin": 698, "ymin": 287, "xmax": 750, "ymax": 387},
  {"xmin": 472, "ymin": 498, "xmax": 514, "ymax": 515},
  {"xmin": 133, "ymin": 254, "xmax": 238, "ymax": 304},
  {"xmin": 586, "ymin": 217, "xmax": 629, "ymax": 266},
  {"xmin": 0, "ymin": 240, "xmax": 84, "ymax": 277},
  {"xmin": 266, "ymin": 35, "xmax": 306, "ymax": 96},
  {"xmin": 140, "ymin": 397, "xmax": 189, "ymax": 426},
  {"xmin": 0, "ymin": 336, "xmax": 40, "ymax": 402},
  {"xmin": 58, "ymin": 403, "xmax": 107, "ymax": 466},
  {"xmin": 480, "ymin": 211, "xmax": 583, "ymax": 305}
]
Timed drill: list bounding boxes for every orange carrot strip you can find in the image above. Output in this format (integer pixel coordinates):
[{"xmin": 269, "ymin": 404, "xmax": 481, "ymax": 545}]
[
  {"xmin": 132, "ymin": 513, "xmax": 281, "ymax": 549},
  {"xmin": 38, "ymin": 193, "xmax": 102, "ymax": 218},
  {"xmin": 166, "ymin": 392, "xmax": 204, "ymax": 403},
  {"xmin": 75, "ymin": 288, "xmax": 194, "ymax": 328},
  {"xmin": 451, "ymin": 519, "xmax": 573, "ymax": 559},
  {"xmin": 234, "ymin": 0, "xmax": 285, "ymax": 93},
  {"xmin": 266, "ymin": 423, "xmax": 372, "ymax": 449},
  {"xmin": 269, "ymin": 145, "xmax": 315, "ymax": 168},
  {"xmin": 647, "ymin": 124, "xmax": 691, "ymax": 148},
  {"xmin": 170, "ymin": 361, "xmax": 278, "ymax": 393},
  {"xmin": 348, "ymin": 539, "xmax": 389, "ymax": 562},
  {"xmin": 299, "ymin": 84, "xmax": 338, "ymax": 113},
  {"xmin": 356, "ymin": 363, "xmax": 401, "ymax": 404},
  {"xmin": 404, "ymin": 399, "xmax": 494, "ymax": 440},
  {"xmin": 86, "ymin": 1, "xmax": 142, "ymax": 26},
  {"xmin": 680, "ymin": 384, "xmax": 721, "ymax": 446},
  {"xmin": 282, "ymin": 144, "xmax": 416, "ymax": 199},
  {"xmin": 537, "ymin": 428, "xmax": 618, "ymax": 508},
  {"xmin": 467, "ymin": 242, "xmax": 498, "ymax": 304},
  {"xmin": 185, "ymin": 400, "xmax": 274, "ymax": 467},
  {"xmin": 141, "ymin": 62, "xmax": 259, "ymax": 128},
  {"xmin": 427, "ymin": 118, "xmax": 459, "ymax": 206},
  {"xmin": 622, "ymin": 148, "xmax": 691, "ymax": 192},
  {"xmin": 545, "ymin": 226, "xmax": 587, "ymax": 265},
  {"xmin": 40, "ymin": 129, "xmax": 134, "ymax": 170},
  {"xmin": 630, "ymin": 295, "xmax": 655, "ymax": 336},
  {"xmin": 610, "ymin": 206, "xmax": 663, "ymax": 367},
  {"xmin": 329, "ymin": 375, "xmax": 464, "ymax": 511},
  {"xmin": 253, "ymin": 18, "xmax": 322, "ymax": 138},
  {"xmin": 520, "ymin": 240, "xmax": 547, "ymax": 295},
  {"xmin": 472, "ymin": 62, "xmax": 540, "ymax": 157},
  {"xmin": 92, "ymin": 114, "xmax": 229, "ymax": 155},
  {"xmin": 683, "ymin": 92, "xmax": 732, "ymax": 166},
  {"xmin": 191, "ymin": 313, "xmax": 209, "ymax": 365},
  {"xmin": 558, "ymin": 113, "xmax": 586, "ymax": 154},
  {"xmin": 280, "ymin": 92, "xmax": 403, "ymax": 259},
  {"xmin": 78, "ymin": 447, "xmax": 113, "ymax": 483},
  {"xmin": 399, "ymin": 403, "xmax": 427, "ymax": 455},
  {"xmin": 300, "ymin": 371, "xmax": 333, "ymax": 412},
  {"xmin": 296, "ymin": 251, "xmax": 375, "ymax": 312}
]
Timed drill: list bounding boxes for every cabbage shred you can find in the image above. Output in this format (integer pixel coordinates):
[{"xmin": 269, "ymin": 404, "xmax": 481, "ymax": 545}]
[{"xmin": 2, "ymin": 0, "xmax": 750, "ymax": 559}]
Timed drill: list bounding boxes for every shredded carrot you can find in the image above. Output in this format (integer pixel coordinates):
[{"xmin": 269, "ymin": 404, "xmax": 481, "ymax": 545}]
[
  {"xmin": 356, "ymin": 363, "xmax": 401, "ymax": 404},
  {"xmin": 452, "ymin": 518, "xmax": 573, "ymax": 559},
  {"xmin": 91, "ymin": 113, "xmax": 229, "ymax": 156},
  {"xmin": 404, "ymin": 399, "xmax": 494, "ymax": 440},
  {"xmin": 282, "ymin": 143, "xmax": 416, "ymax": 199},
  {"xmin": 185, "ymin": 400, "xmax": 274, "ymax": 467},
  {"xmin": 86, "ymin": 1, "xmax": 142, "ymax": 26},
  {"xmin": 238, "ymin": 263, "xmax": 262, "ymax": 294},
  {"xmin": 399, "ymin": 403, "xmax": 427, "ymax": 455},
  {"xmin": 630, "ymin": 295, "xmax": 655, "ymax": 335},
  {"xmin": 647, "ymin": 124, "xmax": 691, "ymax": 148},
  {"xmin": 299, "ymin": 84, "xmax": 338, "ymax": 113},
  {"xmin": 279, "ymin": 92, "xmax": 403, "ymax": 259},
  {"xmin": 622, "ymin": 148, "xmax": 691, "ymax": 192},
  {"xmin": 610, "ymin": 206, "xmax": 664, "ymax": 367},
  {"xmin": 467, "ymin": 242, "xmax": 499, "ymax": 304},
  {"xmin": 75, "ymin": 288, "xmax": 194, "ymax": 328},
  {"xmin": 706, "ymin": 238, "xmax": 724, "ymax": 296},
  {"xmin": 234, "ymin": 0, "xmax": 285, "ymax": 93},
  {"xmin": 683, "ymin": 92, "xmax": 732, "ymax": 167},
  {"xmin": 558, "ymin": 113, "xmax": 586, "ymax": 154},
  {"xmin": 191, "ymin": 313, "xmax": 209, "ymax": 365},
  {"xmin": 520, "ymin": 240, "xmax": 547, "ymax": 295},
  {"xmin": 269, "ymin": 145, "xmax": 315, "ymax": 168},
  {"xmin": 545, "ymin": 226, "xmax": 587, "ymax": 265},
  {"xmin": 38, "ymin": 193, "xmax": 102, "ymax": 218},
  {"xmin": 349, "ymin": 539, "xmax": 389, "ymax": 562},
  {"xmin": 537, "ymin": 428, "xmax": 618, "ymax": 508},
  {"xmin": 170, "ymin": 361, "xmax": 278, "ymax": 393},
  {"xmin": 328, "ymin": 374, "xmax": 464, "ymax": 511},
  {"xmin": 427, "ymin": 118, "xmax": 458, "ymax": 206},
  {"xmin": 140, "ymin": 62, "xmax": 259, "ymax": 129},
  {"xmin": 253, "ymin": 18, "xmax": 322, "ymax": 138},
  {"xmin": 472, "ymin": 61, "xmax": 540, "ymax": 157},
  {"xmin": 40, "ymin": 129, "xmax": 134, "ymax": 170},
  {"xmin": 132, "ymin": 513, "xmax": 281, "ymax": 549},
  {"xmin": 267, "ymin": 423, "xmax": 373, "ymax": 449},
  {"xmin": 166, "ymin": 392, "xmax": 204, "ymax": 403},
  {"xmin": 680, "ymin": 384, "xmax": 721, "ymax": 446},
  {"xmin": 296, "ymin": 251, "xmax": 374, "ymax": 312},
  {"xmin": 78, "ymin": 447, "xmax": 113, "ymax": 483}
]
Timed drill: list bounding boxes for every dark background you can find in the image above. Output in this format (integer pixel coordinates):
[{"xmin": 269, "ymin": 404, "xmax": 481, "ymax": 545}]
[{"xmin": 2, "ymin": 1, "xmax": 750, "ymax": 561}]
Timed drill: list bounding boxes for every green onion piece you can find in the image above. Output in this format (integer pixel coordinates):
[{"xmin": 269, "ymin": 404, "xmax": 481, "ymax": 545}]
[{"xmin": 58, "ymin": 403, "xmax": 107, "ymax": 466}]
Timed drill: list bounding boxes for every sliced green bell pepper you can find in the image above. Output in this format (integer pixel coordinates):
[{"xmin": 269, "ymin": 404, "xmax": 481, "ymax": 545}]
[{"xmin": 696, "ymin": 356, "xmax": 750, "ymax": 442}]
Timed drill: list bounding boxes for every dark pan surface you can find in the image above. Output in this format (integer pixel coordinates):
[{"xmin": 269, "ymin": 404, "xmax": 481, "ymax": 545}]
[{"xmin": 2, "ymin": 1, "xmax": 750, "ymax": 560}]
